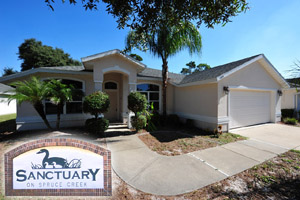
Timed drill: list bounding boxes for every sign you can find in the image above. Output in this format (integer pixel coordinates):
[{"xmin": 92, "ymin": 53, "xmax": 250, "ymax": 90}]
[{"xmin": 5, "ymin": 138, "xmax": 112, "ymax": 196}]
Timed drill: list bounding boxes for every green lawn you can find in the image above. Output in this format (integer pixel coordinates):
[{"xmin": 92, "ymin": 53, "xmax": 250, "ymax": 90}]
[{"xmin": 0, "ymin": 113, "xmax": 16, "ymax": 123}]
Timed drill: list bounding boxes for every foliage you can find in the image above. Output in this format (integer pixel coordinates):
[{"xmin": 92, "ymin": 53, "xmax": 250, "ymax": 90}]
[
  {"xmin": 46, "ymin": 79, "xmax": 74, "ymax": 130},
  {"xmin": 7, "ymin": 76, "xmax": 52, "ymax": 129},
  {"xmin": 129, "ymin": 53, "xmax": 143, "ymax": 61},
  {"xmin": 126, "ymin": 21, "xmax": 202, "ymax": 117},
  {"xmin": 83, "ymin": 91, "xmax": 110, "ymax": 119},
  {"xmin": 283, "ymin": 118, "xmax": 298, "ymax": 125},
  {"xmin": 45, "ymin": 0, "xmax": 248, "ymax": 35},
  {"xmin": 18, "ymin": 38, "xmax": 81, "ymax": 71},
  {"xmin": 181, "ymin": 61, "xmax": 211, "ymax": 75},
  {"xmin": 2, "ymin": 67, "xmax": 18, "ymax": 76},
  {"xmin": 142, "ymin": 102, "xmax": 157, "ymax": 132},
  {"xmin": 127, "ymin": 92, "xmax": 148, "ymax": 116},
  {"xmin": 131, "ymin": 115, "xmax": 147, "ymax": 131},
  {"xmin": 166, "ymin": 114, "xmax": 180, "ymax": 127},
  {"xmin": 85, "ymin": 118, "xmax": 109, "ymax": 135},
  {"xmin": 281, "ymin": 109, "xmax": 295, "ymax": 119}
]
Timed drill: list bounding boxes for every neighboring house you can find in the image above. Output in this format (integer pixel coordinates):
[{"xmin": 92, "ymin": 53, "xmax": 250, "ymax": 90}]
[
  {"xmin": 282, "ymin": 78, "xmax": 300, "ymax": 114},
  {"xmin": 0, "ymin": 83, "xmax": 16, "ymax": 115},
  {"xmin": 0, "ymin": 49, "xmax": 289, "ymax": 131}
]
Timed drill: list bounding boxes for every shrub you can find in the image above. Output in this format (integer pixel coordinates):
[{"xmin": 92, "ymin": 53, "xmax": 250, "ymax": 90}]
[
  {"xmin": 128, "ymin": 92, "xmax": 147, "ymax": 115},
  {"xmin": 131, "ymin": 115, "xmax": 147, "ymax": 131},
  {"xmin": 281, "ymin": 109, "xmax": 295, "ymax": 119},
  {"xmin": 185, "ymin": 119, "xmax": 195, "ymax": 128},
  {"xmin": 85, "ymin": 118, "xmax": 109, "ymax": 135},
  {"xmin": 166, "ymin": 114, "xmax": 180, "ymax": 127},
  {"xmin": 283, "ymin": 117, "xmax": 298, "ymax": 125},
  {"xmin": 83, "ymin": 91, "xmax": 110, "ymax": 118}
]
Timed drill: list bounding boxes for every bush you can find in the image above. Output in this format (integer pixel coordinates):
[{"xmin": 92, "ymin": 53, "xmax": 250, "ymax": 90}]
[
  {"xmin": 128, "ymin": 92, "xmax": 147, "ymax": 115},
  {"xmin": 166, "ymin": 114, "xmax": 180, "ymax": 127},
  {"xmin": 283, "ymin": 117, "xmax": 298, "ymax": 125},
  {"xmin": 281, "ymin": 109, "xmax": 295, "ymax": 119},
  {"xmin": 185, "ymin": 119, "xmax": 194, "ymax": 128},
  {"xmin": 131, "ymin": 115, "xmax": 147, "ymax": 131},
  {"xmin": 85, "ymin": 118, "xmax": 109, "ymax": 135},
  {"xmin": 83, "ymin": 92, "xmax": 110, "ymax": 118}
]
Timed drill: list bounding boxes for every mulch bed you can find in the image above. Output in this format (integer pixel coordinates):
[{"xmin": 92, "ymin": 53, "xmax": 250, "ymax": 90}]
[{"xmin": 138, "ymin": 129, "xmax": 246, "ymax": 156}]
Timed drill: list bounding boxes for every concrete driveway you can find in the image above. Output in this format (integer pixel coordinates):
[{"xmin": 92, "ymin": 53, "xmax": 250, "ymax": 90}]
[
  {"xmin": 231, "ymin": 123, "xmax": 300, "ymax": 149},
  {"xmin": 106, "ymin": 123, "xmax": 300, "ymax": 195}
]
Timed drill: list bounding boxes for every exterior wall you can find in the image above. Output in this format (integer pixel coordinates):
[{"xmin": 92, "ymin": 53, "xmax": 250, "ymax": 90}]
[
  {"xmin": 11, "ymin": 73, "xmax": 93, "ymax": 131},
  {"xmin": 173, "ymin": 83, "xmax": 218, "ymax": 131},
  {"xmin": 0, "ymin": 98, "xmax": 16, "ymax": 115},
  {"xmin": 282, "ymin": 89, "xmax": 297, "ymax": 109},
  {"xmin": 218, "ymin": 61, "xmax": 282, "ymax": 131}
]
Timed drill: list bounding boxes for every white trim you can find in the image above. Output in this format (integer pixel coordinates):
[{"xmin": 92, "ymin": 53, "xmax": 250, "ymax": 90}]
[
  {"xmin": 129, "ymin": 82, "xmax": 137, "ymax": 85},
  {"xmin": 217, "ymin": 55, "xmax": 263, "ymax": 81},
  {"xmin": 94, "ymin": 80, "xmax": 103, "ymax": 83},
  {"xmin": 0, "ymin": 68, "xmax": 91, "ymax": 82},
  {"xmin": 217, "ymin": 55, "xmax": 289, "ymax": 89},
  {"xmin": 102, "ymin": 65, "xmax": 130, "ymax": 76},
  {"xmin": 229, "ymin": 86, "xmax": 277, "ymax": 92},
  {"xmin": 175, "ymin": 112, "xmax": 217, "ymax": 124},
  {"xmin": 137, "ymin": 82, "xmax": 162, "ymax": 112},
  {"xmin": 104, "ymin": 80, "xmax": 120, "ymax": 121},
  {"xmin": 81, "ymin": 49, "xmax": 146, "ymax": 68}
]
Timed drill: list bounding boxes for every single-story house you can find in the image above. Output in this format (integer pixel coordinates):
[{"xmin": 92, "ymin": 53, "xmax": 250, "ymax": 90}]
[
  {"xmin": 0, "ymin": 49, "xmax": 290, "ymax": 131},
  {"xmin": 0, "ymin": 83, "xmax": 16, "ymax": 116},
  {"xmin": 282, "ymin": 78, "xmax": 300, "ymax": 115}
]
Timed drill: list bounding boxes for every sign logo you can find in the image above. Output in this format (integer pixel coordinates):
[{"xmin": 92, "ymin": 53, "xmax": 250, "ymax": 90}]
[
  {"xmin": 5, "ymin": 138, "xmax": 112, "ymax": 196},
  {"xmin": 32, "ymin": 149, "xmax": 81, "ymax": 169}
]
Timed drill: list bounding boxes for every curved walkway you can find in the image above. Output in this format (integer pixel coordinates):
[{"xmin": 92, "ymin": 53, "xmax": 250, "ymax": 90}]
[{"xmin": 106, "ymin": 124, "xmax": 300, "ymax": 195}]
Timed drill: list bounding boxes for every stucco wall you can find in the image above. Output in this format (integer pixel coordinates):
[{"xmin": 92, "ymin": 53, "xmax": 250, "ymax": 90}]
[
  {"xmin": 282, "ymin": 89, "xmax": 297, "ymax": 109},
  {"xmin": 218, "ymin": 60, "xmax": 283, "ymax": 129}
]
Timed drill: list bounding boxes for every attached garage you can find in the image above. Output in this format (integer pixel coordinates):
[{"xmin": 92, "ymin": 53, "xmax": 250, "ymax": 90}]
[{"xmin": 229, "ymin": 90, "xmax": 271, "ymax": 129}]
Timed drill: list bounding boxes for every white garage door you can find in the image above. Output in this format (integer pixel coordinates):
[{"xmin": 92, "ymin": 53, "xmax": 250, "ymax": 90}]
[{"xmin": 230, "ymin": 90, "xmax": 271, "ymax": 129}]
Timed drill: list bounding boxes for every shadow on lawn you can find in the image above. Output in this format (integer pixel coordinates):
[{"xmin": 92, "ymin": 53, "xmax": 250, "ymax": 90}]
[{"xmin": 148, "ymin": 127, "xmax": 214, "ymax": 143}]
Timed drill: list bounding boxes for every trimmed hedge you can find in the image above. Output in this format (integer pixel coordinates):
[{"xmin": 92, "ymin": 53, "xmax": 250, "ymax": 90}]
[
  {"xmin": 131, "ymin": 115, "xmax": 147, "ymax": 131},
  {"xmin": 85, "ymin": 118, "xmax": 109, "ymax": 136},
  {"xmin": 283, "ymin": 117, "xmax": 298, "ymax": 125},
  {"xmin": 281, "ymin": 109, "xmax": 295, "ymax": 119}
]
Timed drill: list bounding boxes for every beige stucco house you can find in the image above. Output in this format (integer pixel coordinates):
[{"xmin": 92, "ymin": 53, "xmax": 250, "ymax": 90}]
[
  {"xmin": 0, "ymin": 49, "xmax": 290, "ymax": 131},
  {"xmin": 281, "ymin": 78, "xmax": 300, "ymax": 115}
]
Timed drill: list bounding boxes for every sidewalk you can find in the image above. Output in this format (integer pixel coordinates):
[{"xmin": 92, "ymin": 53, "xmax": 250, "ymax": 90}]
[{"xmin": 106, "ymin": 124, "xmax": 297, "ymax": 195}]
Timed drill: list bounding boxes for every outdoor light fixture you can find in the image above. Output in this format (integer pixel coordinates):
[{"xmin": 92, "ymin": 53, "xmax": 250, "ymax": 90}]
[
  {"xmin": 277, "ymin": 90, "xmax": 282, "ymax": 96},
  {"xmin": 223, "ymin": 86, "xmax": 229, "ymax": 94}
]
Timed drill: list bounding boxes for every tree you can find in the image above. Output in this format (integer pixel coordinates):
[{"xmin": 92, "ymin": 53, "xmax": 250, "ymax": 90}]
[
  {"xmin": 7, "ymin": 76, "xmax": 52, "ymax": 130},
  {"xmin": 46, "ymin": 79, "xmax": 73, "ymax": 130},
  {"xmin": 45, "ymin": 0, "xmax": 248, "ymax": 35},
  {"xmin": 181, "ymin": 61, "xmax": 211, "ymax": 75},
  {"xmin": 129, "ymin": 54, "xmax": 143, "ymax": 61},
  {"xmin": 18, "ymin": 38, "xmax": 81, "ymax": 71},
  {"xmin": 2, "ymin": 67, "xmax": 18, "ymax": 77},
  {"xmin": 83, "ymin": 91, "xmax": 110, "ymax": 119},
  {"xmin": 126, "ymin": 21, "xmax": 202, "ymax": 117}
]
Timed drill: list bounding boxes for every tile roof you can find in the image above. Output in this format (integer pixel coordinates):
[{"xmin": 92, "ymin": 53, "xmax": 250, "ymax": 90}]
[
  {"xmin": 137, "ymin": 68, "xmax": 185, "ymax": 84},
  {"xmin": 41, "ymin": 66, "xmax": 85, "ymax": 71}
]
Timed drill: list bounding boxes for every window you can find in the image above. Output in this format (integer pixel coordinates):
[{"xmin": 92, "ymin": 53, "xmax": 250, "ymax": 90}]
[
  {"xmin": 137, "ymin": 84, "xmax": 160, "ymax": 110},
  {"xmin": 45, "ymin": 79, "xmax": 84, "ymax": 115},
  {"xmin": 105, "ymin": 82, "xmax": 117, "ymax": 90}
]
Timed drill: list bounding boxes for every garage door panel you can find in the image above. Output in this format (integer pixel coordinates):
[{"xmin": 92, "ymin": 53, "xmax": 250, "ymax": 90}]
[{"xmin": 230, "ymin": 90, "xmax": 271, "ymax": 129}]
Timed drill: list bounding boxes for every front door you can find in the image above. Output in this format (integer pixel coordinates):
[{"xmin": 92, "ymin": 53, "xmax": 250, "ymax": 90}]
[{"xmin": 104, "ymin": 81, "xmax": 119, "ymax": 122}]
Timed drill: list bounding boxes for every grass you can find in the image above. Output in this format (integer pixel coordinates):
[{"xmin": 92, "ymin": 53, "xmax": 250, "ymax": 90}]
[
  {"xmin": 0, "ymin": 113, "xmax": 16, "ymax": 123},
  {"xmin": 138, "ymin": 129, "xmax": 247, "ymax": 156}
]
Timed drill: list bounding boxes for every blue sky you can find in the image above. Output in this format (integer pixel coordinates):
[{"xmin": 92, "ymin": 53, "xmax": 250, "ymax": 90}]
[{"xmin": 0, "ymin": 0, "xmax": 299, "ymax": 78}]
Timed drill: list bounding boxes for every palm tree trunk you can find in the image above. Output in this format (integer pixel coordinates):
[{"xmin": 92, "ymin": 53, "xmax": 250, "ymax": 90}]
[
  {"xmin": 33, "ymin": 102, "xmax": 52, "ymax": 130},
  {"xmin": 56, "ymin": 103, "xmax": 63, "ymax": 130},
  {"xmin": 162, "ymin": 58, "xmax": 168, "ymax": 118}
]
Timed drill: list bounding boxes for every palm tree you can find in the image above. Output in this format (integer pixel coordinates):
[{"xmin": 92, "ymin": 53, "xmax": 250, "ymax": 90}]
[
  {"xmin": 46, "ymin": 79, "xmax": 73, "ymax": 130},
  {"xmin": 125, "ymin": 21, "xmax": 202, "ymax": 117},
  {"xmin": 7, "ymin": 76, "xmax": 52, "ymax": 130}
]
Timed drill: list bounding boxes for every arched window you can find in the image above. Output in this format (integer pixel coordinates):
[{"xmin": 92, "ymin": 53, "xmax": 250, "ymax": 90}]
[
  {"xmin": 104, "ymin": 82, "xmax": 117, "ymax": 90},
  {"xmin": 137, "ymin": 84, "xmax": 160, "ymax": 110},
  {"xmin": 45, "ymin": 79, "xmax": 84, "ymax": 115}
]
